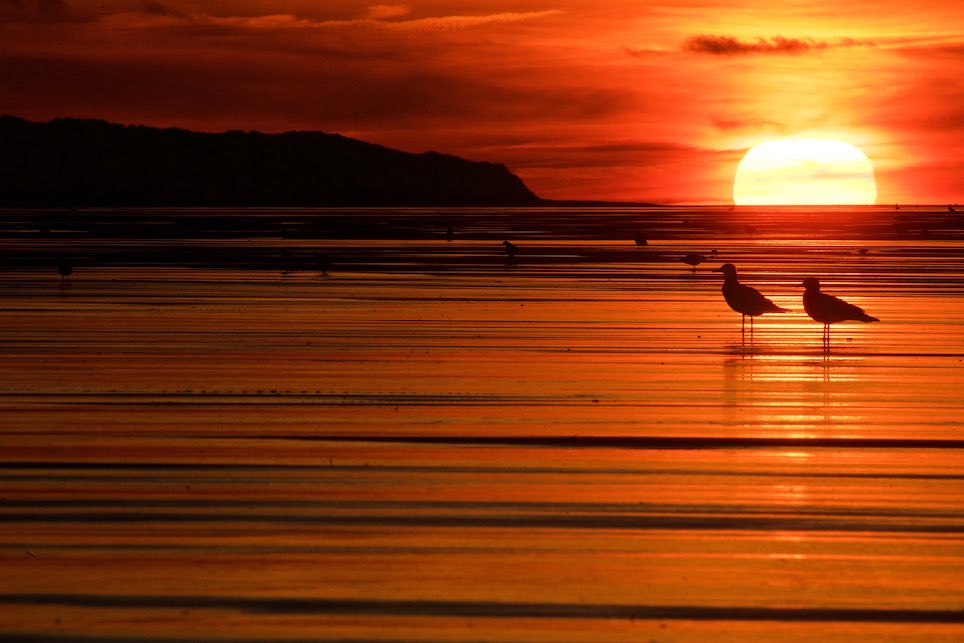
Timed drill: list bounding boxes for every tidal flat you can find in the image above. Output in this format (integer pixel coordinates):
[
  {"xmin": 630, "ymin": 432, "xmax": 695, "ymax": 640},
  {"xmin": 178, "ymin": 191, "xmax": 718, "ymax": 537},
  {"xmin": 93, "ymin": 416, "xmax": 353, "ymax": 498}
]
[{"xmin": 2, "ymin": 206, "xmax": 964, "ymax": 641}]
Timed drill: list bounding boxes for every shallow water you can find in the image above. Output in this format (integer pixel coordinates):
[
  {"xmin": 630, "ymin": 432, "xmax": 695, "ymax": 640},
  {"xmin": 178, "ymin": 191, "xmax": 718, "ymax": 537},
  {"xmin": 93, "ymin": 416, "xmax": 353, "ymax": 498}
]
[{"xmin": 2, "ymin": 206, "xmax": 964, "ymax": 641}]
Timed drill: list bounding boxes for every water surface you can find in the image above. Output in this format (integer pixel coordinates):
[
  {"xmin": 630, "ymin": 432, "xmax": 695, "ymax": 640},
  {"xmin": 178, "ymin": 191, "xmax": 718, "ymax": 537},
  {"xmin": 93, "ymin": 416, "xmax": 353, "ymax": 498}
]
[{"xmin": 2, "ymin": 206, "xmax": 964, "ymax": 641}]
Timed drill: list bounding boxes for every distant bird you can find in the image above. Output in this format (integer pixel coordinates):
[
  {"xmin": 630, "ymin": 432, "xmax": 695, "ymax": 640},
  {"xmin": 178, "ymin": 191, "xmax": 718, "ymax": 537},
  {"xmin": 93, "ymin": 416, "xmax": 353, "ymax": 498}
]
[
  {"xmin": 802, "ymin": 277, "xmax": 879, "ymax": 345},
  {"xmin": 948, "ymin": 205, "xmax": 956, "ymax": 214},
  {"xmin": 634, "ymin": 233, "xmax": 648, "ymax": 246},
  {"xmin": 681, "ymin": 253, "xmax": 706, "ymax": 271},
  {"xmin": 314, "ymin": 252, "xmax": 331, "ymax": 274},
  {"xmin": 710, "ymin": 248, "xmax": 719, "ymax": 256},
  {"xmin": 58, "ymin": 256, "xmax": 72, "ymax": 283},
  {"xmin": 714, "ymin": 263, "xmax": 789, "ymax": 333},
  {"xmin": 502, "ymin": 240, "xmax": 518, "ymax": 257},
  {"xmin": 895, "ymin": 204, "xmax": 900, "ymax": 211},
  {"xmin": 281, "ymin": 248, "xmax": 300, "ymax": 272},
  {"xmin": 858, "ymin": 248, "xmax": 870, "ymax": 256}
]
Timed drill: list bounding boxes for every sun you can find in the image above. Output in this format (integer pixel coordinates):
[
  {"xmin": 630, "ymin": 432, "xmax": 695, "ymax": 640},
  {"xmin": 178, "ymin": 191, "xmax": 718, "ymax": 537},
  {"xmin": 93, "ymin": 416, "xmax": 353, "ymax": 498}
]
[{"xmin": 733, "ymin": 138, "xmax": 877, "ymax": 205}]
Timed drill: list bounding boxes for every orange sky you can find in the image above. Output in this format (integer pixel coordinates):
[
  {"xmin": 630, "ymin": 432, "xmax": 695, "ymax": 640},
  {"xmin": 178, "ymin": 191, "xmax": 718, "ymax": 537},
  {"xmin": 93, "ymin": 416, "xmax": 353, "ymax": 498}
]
[{"xmin": 2, "ymin": 0, "xmax": 962, "ymax": 203}]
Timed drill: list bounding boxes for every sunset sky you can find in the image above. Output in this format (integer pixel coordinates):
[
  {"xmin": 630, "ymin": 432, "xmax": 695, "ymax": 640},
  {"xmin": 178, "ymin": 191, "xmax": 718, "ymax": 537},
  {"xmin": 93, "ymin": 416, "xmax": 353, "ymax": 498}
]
[{"xmin": 2, "ymin": 0, "xmax": 963, "ymax": 203}]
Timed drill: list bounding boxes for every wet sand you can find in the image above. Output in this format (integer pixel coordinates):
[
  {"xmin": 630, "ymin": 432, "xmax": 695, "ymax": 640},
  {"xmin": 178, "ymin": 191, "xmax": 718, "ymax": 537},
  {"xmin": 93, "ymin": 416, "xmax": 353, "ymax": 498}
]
[{"xmin": 2, "ymin": 206, "xmax": 964, "ymax": 641}]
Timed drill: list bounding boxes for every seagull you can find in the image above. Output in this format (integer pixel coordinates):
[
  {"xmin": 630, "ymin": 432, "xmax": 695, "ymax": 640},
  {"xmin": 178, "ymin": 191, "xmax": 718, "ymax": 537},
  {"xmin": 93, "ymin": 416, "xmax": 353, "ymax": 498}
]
[
  {"xmin": 681, "ymin": 253, "xmax": 706, "ymax": 271},
  {"xmin": 314, "ymin": 252, "xmax": 331, "ymax": 275},
  {"xmin": 714, "ymin": 263, "xmax": 789, "ymax": 333},
  {"xmin": 858, "ymin": 248, "xmax": 870, "ymax": 256},
  {"xmin": 948, "ymin": 205, "xmax": 956, "ymax": 214},
  {"xmin": 502, "ymin": 240, "xmax": 518, "ymax": 257},
  {"xmin": 58, "ymin": 256, "xmax": 73, "ymax": 283},
  {"xmin": 281, "ymin": 248, "xmax": 300, "ymax": 272},
  {"xmin": 802, "ymin": 277, "xmax": 879, "ymax": 346},
  {"xmin": 634, "ymin": 233, "xmax": 648, "ymax": 246}
]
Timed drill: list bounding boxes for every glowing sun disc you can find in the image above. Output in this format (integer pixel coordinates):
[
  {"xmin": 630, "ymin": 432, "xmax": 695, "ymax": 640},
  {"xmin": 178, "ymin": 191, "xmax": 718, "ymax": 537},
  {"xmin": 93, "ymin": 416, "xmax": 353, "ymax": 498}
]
[{"xmin": 733, "ymin": 138, "xmax": 877, "ymax": 205}]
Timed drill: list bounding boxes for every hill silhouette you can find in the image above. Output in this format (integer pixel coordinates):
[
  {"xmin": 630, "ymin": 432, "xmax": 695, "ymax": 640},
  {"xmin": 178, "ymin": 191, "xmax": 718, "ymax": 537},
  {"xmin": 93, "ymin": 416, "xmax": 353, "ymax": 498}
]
[{"xmin": 0, "ymin": 115, "xmax": 539, "ymax": 207}]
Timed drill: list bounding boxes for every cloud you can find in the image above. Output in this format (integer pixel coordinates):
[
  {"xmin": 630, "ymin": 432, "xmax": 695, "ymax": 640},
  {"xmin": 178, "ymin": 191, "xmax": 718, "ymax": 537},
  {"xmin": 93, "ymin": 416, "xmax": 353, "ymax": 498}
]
[
  {"xmin": 682, "ymin": 34, "xmax": 873, "ymax": 56},
  {"xmin": 193, "ymin": 8, "xmax": 562, "ymax": 33},
  {"xmin": 0, "ymin": 0, "xmax": 86, "ymax": 23},
  {"xmin": 139, "ymin": 1, "xmax": 187, "ymax": 19},
  {"xmin": 893, "ymin": 40, "xmax": 964, "ymax": 57},
  {"xmin": 387, "ymin": 10, "xmax": 562, "ymax": 32},
  {"xmin": 365, "ymin": 4, "xmax": 411, "ymax": 20},
  {"xmin": 622, "ymin": 46, "xmax": 670, "ymax": 58},
  {"xmin": 502, "ymin": 140, "xmax": 737, "ymax": 170},
  {"xmin": 712, "ymin": 117, "xmax": 787, "ymax": 134},
  {"xmin": 1, "ymin": 0, "xmax": 65, "ymax": 11},
  {"xmin": 62, "ymin": 4, "xmax": 559, "ymax": 35}
]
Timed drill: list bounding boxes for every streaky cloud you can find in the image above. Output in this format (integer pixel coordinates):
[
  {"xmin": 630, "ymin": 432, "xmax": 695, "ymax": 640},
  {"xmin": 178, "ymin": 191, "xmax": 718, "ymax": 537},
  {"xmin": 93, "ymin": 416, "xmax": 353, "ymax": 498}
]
[
  {"xmin": 712, "ymin": 117, "xmax": 787, "ymax": 134},
  {"xmin": 139, "ymin": 1, "xmax": 188, "ymax": 19},
  {"xmin": 201, "ymin": 9, "xmax": 562, "ymax": 33},
  {"xmin": 623, "ymin": 46, "xmax": 672, "ymax": 57},
  {"xmin": 0, "ymin": 0, "xmax": 88, "ymax": 23},
  {"xmin": 682, "ymin": 34, "xmax": 874, "ymax": 56},
  {"xmin": 387, "ymin": 10, "xmax": 562, "ymax": 31},
  {"xmin": 365, "ymin": 4, "xmax": 412, "ymax": 20}
]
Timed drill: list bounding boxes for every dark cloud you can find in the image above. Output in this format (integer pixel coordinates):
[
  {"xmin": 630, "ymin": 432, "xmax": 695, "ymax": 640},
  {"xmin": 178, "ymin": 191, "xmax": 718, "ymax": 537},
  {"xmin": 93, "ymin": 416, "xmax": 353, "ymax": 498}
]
[
  {"xmin": 894, "ymin": 42, "xmax": 964, "ymax": 58},
  {"xmin": 712, "ymin": 117, "xmax": 786, "ymax": 134},
  {"xmin": 0, "ymin": 49, "xmax": 631, "ymax": 136},
  {"xmin": 622, "ymin": 46, "xmax": 669, "ymax": 58},
  {"xmin": 140, "ymin": 1, "xmax": 188, "ymax": 18},
  {"xmin": 505, "ymin": 141, "xmax": 738, "ymax": 170},
  {"xmin": 682, "ymin": 34, "xmax": 871, "ymax": 56},
  {"xmin": 0, "ymin": 0, "xmax": 86, "ymax": 23}
]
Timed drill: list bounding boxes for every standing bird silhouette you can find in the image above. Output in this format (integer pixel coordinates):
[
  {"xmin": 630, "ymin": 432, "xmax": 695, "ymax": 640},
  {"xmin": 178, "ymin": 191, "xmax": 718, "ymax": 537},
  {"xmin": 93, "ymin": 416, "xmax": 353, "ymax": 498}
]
[
  {"xmin": 802, "ymin": 277, "xmax": 878, "ymax": 347},
  {"xmin": 714, "ymin": 263, "xmax": 789, "ymax": 333},
  {"xmin": 681, "ymin": 253, "xmax": 706, "ymax": 271},
  {"xmin": 314, "ymin": 252, "xmax": 331, "ymax": 275},
  {"xmin": 502, "ymin": 240, "xmax": 518, "ymax": 257},
  {"xmin": 281, "ymin": 248, "xmax": 300, "ymax": 273},
  {"xmin": 58, "ymin": 256, "xmax": 73, "ymax": 283}
]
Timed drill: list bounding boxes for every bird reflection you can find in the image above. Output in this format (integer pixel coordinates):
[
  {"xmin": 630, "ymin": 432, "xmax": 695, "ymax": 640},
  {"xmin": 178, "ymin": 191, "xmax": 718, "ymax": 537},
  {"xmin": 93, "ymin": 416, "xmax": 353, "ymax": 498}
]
[
  {"xmin": 58, "ymin": 255, "xmax": 73, "ymax": 284},
  {"xmin": 802, "ymin": 277, "xmax": 879, "ymax": 351}
]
